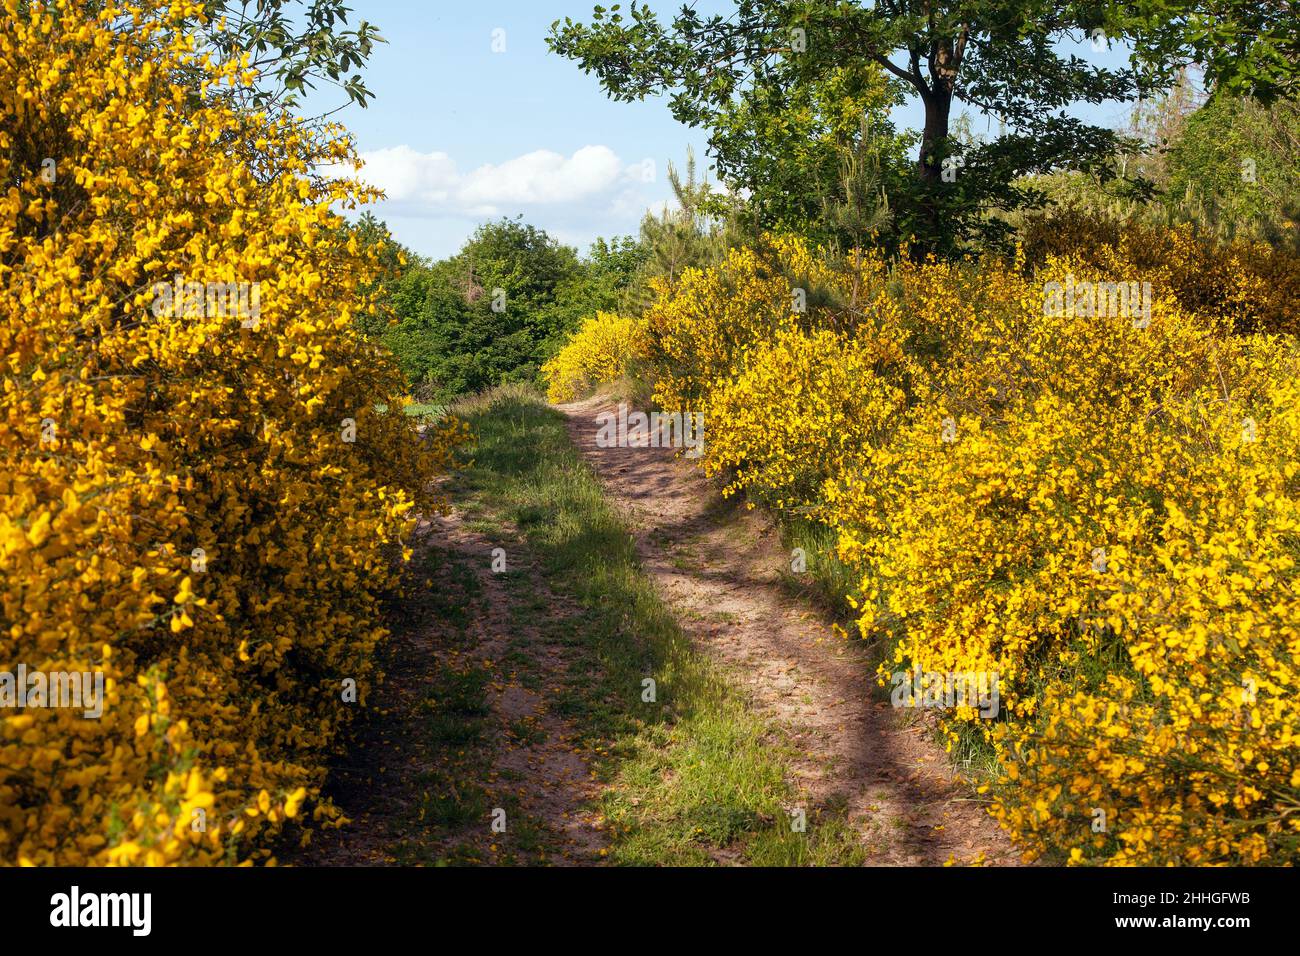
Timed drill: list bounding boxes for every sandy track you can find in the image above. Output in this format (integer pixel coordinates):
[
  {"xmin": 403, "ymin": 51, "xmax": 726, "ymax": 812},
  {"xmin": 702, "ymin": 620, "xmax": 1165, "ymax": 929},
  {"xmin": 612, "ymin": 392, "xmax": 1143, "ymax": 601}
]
[
  {"xmin": 560, "ymin": 395, "xmax": 1021, "ymax": 866},
  {"xmin": 295, "ymin": 511, "xmax": 605, "ymax": 865}
]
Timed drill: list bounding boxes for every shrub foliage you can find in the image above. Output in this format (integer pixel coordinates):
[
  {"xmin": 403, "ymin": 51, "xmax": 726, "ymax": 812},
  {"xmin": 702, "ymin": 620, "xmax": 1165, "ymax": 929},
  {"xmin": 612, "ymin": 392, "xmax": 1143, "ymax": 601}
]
[
  {"xmin": 545, "ymin": 221, "xmax": 1300, "ymax": 864},
  {"xmin": 0, "ymin": 0, "xmax": 466, "ymax": 865}
]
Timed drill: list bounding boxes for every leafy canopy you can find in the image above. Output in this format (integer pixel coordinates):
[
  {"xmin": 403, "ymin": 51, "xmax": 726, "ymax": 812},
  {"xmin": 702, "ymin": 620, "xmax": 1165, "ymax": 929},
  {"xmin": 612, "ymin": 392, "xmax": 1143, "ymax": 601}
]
[{"xmin": 549, "ymin": 1, "xmax": 1155, "ymax": 254}]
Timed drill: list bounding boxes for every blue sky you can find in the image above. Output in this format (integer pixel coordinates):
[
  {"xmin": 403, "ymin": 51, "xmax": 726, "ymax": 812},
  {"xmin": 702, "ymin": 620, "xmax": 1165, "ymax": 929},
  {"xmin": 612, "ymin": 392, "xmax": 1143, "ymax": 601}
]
[{"xmin": 305, "ymin": 1, "xmax": 1138, "ymax": 261}]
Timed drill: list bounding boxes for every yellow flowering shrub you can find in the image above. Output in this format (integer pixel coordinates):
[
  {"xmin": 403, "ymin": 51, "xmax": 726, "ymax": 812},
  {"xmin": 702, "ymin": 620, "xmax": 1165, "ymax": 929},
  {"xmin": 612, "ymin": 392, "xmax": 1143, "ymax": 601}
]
[
  {"xmin": 1022, "ymin": 209, "xmax": 1300, "ymax": 336},
  {"xmin": 703, "ymin": 320, "xmax": 912, "ymax": 509},
  {"xmin": 541, "ymin": 310, "xmax": 648, "ymax": 402},
  {"xmin": 832, "ymin": 255, "xmax": 1299, "ymax": 864},
  {"xmin": 1, "ymin": 0, "xmax": 466, "ymax": 865},
  {"xmin": 989, "ymin": 350, "xmax": 1300, "ymax": 863},
  {"xmin": 828, "ymin": 252, "xmax": 1221, "ymax": 693},
  {"xmin": 644, "ymin": 239, "xmax": 805, "ymax": 415},
  {"xmin": 594, "ymin": 226, "xmax": 1300, "ymax": 865}
]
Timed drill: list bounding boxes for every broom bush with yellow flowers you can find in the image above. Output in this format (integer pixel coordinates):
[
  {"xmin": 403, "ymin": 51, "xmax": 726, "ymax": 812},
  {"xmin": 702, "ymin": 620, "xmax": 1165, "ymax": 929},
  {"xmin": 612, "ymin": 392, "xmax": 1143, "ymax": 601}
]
[
  {"xmin": 1020, "ymin": 208, "xmax": 1300, "ymax": 336},
  {"xmin": 1, "ymin": 0, "xmax": 467, "ymax": 865},
  {"xmin": 543, "ymin": 222, "xmax": 1300, "ymax": 864},
  {"xmin": 541, "ymin": 310, "xmax": 649, "ymax": 403}
]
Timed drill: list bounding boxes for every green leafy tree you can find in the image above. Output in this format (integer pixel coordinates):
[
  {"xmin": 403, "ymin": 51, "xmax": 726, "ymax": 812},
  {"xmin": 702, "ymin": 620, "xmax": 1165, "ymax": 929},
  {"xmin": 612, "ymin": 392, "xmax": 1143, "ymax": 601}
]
[
  {"xmin": 452, "ymin": 217, "xmax": 583, "ymax": 336},
  {"xmin": 195, "ymin": 0, "xmax": 385, "ymax": 112},
  {"xmin": 539, "ymin": 234, "xmax": 649, "ymax": 335},
  {"xmin": 706, "ymin": 61, "xmax": 910, "ymax": 245},
  {"xmin": 1009, "ymin": 72, "xmax": 1300, "ymax": 249},
  {"xmin": 1164, "ymin": 94, "xmax": 1300, "ymax": 246},
  {"xmin": 549, "ymin": 0, "xmax": 1151, "ymax": 254},
  {"xmin": 361, "ymin": 218, "xmax": 644, "ymax": 400},
  {"xmin": 1117, "ymin": 2, "xmax": 1300, "ymax": 102}
]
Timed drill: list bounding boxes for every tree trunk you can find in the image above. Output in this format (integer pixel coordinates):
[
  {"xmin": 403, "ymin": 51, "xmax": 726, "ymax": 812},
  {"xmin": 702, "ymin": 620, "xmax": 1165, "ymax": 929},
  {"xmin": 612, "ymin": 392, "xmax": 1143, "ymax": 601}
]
[
  {"xmin": 915, "ymin": 35, "xmax": 958, "ymax": 254},
  {"xmin": 918, "ymin": 88, "xmax": 952, "ymax": 183}
]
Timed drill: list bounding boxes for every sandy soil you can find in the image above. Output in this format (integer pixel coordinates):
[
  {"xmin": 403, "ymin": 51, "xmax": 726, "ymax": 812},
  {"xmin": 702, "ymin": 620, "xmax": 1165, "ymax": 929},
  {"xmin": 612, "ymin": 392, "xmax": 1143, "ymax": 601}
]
[
  {"xmin": 559, "ymin": 395, "xmax": 1022, "ymax": 866},
  {"xmin": 295, "ymin": 511, "xmax": 606, "ymax": 865}
]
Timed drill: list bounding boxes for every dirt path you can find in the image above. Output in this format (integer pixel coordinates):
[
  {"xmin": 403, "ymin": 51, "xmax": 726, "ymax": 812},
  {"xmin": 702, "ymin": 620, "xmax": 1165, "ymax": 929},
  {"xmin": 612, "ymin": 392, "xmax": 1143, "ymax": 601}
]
[
  {"xmin": 559, "ymin": 395, "xmax": 1022, "ymax": 866},
  {"xmin": 296, "ymin": 510, "xmax": 606, "ymax": 866}
]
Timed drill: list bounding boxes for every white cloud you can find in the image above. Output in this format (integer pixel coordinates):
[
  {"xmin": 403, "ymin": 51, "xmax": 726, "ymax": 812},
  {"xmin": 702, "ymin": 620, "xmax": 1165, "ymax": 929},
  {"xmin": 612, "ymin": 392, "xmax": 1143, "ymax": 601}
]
[
  {"xmin": 458, "ymin": 145, "xmax": 623, "ymax": 207},
  {"xmin": 354, "ymin": 145, "xmax": 458, "ymax": 205},
  {"xmin": 346, "ymin": 144, "xmax": 641, "ymax": 218},
  {"xmin": 324, "ymin": 143, "xmax": 688, "ymax": 259}
]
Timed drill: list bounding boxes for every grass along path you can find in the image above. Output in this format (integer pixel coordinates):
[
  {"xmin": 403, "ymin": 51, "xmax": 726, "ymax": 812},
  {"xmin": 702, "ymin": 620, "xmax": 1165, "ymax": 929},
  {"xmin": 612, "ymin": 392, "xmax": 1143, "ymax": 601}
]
[
  {"xmin": 301, "ymin": 383, "xmax": 1015, "ymax": 865},
  {"xmin": 294, "ymin": 513, "xmax": 604, "ymax": 865},
  {"xmin": 300, "ymin": 384, "xmax": 866, "ymax": 865},
  {"xmin": 446, "ymin": 385, "xmax": 868, "ymax": 864}
]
